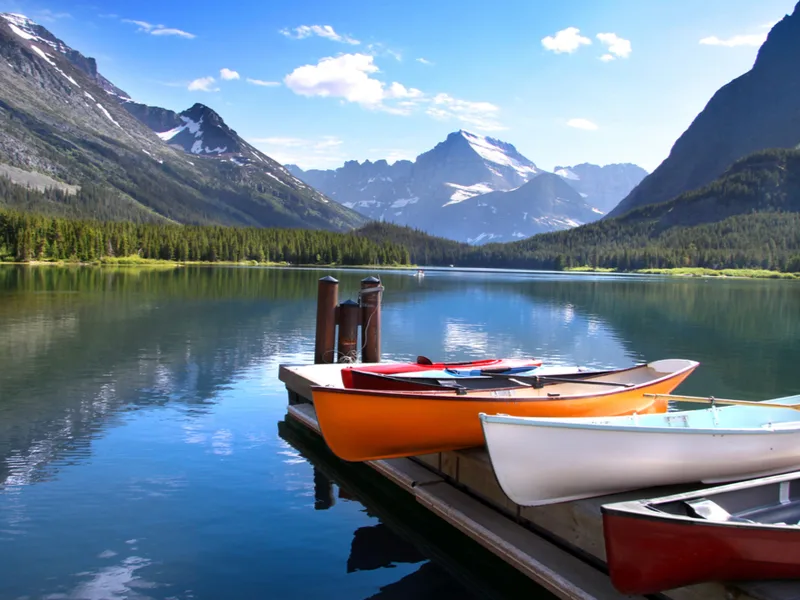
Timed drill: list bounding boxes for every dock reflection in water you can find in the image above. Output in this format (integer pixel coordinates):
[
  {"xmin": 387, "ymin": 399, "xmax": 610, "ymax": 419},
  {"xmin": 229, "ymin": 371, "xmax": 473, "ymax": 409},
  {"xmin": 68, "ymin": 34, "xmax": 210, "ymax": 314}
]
[{"xmin": 278, "ymin": 417, "xmax": 554, "ymax": 600}]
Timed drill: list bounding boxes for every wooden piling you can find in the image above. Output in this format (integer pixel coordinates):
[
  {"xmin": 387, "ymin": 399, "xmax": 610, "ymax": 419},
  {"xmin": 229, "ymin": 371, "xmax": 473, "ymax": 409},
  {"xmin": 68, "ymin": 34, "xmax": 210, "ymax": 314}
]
[
  {"xmin": 337, "ymin": 299, "xmax": 360, "ymax": 363},
  {"xmin": 314, "ymin": 276, "xmax": 338, "ymax": 364},
  {"xmin": 313, "ymin": 467, "xmax": 336, "ymax": 510},
  {"xmin": 360, "ymin": 276, "xmax": 383, "ymax": 363}
]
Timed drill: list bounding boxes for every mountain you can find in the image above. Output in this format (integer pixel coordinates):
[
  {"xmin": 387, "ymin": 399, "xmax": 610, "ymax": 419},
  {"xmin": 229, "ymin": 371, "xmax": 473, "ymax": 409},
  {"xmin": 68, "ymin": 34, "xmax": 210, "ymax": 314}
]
[
  {"xmin": 487, "ymin": 147, "xmax": 800, "ymax": 271},
  {"xmin": 553, "ymin": 163, "xmax": 648, "ymax": 214},
  {"xmin": 289, "ymin": 131, "xmax": 541, "ymax": 227},
  {"xmin": 289, "ymin": 130, "xmax": 643, "ymax": 243},
  {"xmin": 355, "ymin": 146, "xmax": 800, "ymax": 271},
  {"xmin": 609, "ymin": 1, "xmax": 800, "ymax": 218},
  {"xmin": 0, "ymin": 13, "xmax": 365, "ymax": 230},
  {"xmin": 436, "ymin": 172, "xmax": 602, "ymax": 244}
]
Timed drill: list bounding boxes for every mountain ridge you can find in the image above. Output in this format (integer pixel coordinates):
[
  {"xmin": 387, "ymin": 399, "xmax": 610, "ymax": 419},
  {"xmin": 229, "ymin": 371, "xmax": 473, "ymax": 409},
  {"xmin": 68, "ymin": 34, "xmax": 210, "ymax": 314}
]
[
  {"xmin": 609, "ymin": 1, "xmax": 800, "ymax": 217},
  {"xmin": 0, "ymin": 12, "xmax": 366, "ymax": 230},
  {"xmin": 289, "ymin": 130, "xmax": 647, "ymax": 244}
]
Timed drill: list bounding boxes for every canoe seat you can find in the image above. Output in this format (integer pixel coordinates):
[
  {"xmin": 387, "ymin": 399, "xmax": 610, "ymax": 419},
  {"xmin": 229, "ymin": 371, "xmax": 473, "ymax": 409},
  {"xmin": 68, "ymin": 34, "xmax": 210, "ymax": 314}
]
[{"xmin": 684, "ymin": 498, "xmax": 754, "ymax": 523}]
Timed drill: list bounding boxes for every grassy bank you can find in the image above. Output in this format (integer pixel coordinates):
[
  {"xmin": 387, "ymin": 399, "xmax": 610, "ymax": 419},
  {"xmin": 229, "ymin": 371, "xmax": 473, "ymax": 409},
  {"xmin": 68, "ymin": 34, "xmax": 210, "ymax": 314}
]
[
  {"xmin": 636, "ymin": 267, "xmax": 800, "ymax": 279},
  {"xmin": 566, "ymin": 265, "xmax": 800, "ymax": 279},
  {"xmin": 2, "ymin": 256, "xmax": 417, "ymax": 269}
]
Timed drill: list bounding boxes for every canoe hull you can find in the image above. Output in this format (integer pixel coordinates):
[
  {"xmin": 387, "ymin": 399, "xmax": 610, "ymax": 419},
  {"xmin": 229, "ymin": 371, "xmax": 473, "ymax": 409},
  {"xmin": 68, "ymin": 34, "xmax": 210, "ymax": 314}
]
[
  {"xmin": 480, "ymin": 413, "xmax": 800, "ymax": 507},
  {"xmin": 311, "ymin": 360, "xmax": 697, "ymax": 462},
  {"xmin": 603, "ymin": 507, "xmax": 800, "ymax": 593}
]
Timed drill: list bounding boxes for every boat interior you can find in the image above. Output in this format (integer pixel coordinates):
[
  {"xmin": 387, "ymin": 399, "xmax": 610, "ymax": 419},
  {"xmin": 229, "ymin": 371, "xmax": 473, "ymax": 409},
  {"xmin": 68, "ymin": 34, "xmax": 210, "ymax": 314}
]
[
  {"xmin": 648, "ymin": 478, "xmax": 800, "ymax": 526},
  {"xmin": 449, "ymin": 360, "xmax": 696, "ymax": 399}
]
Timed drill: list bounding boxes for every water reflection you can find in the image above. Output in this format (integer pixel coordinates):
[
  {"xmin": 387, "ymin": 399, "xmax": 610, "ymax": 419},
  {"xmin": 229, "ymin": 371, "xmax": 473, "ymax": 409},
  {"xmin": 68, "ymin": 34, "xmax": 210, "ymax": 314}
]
[
  {"xmin": 1, "ymin": 265, "xmax": 799, "ymax": 598},
  {"xmin": 276, "ymin": 417, "xmax": 551, "ymax": 600}
]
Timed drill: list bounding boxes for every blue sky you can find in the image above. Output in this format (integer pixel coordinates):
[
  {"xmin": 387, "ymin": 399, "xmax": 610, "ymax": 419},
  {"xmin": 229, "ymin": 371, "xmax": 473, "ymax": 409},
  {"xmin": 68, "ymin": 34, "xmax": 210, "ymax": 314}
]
[{"xmin": 1, "ymin": 0, "xmax": 797, "ymax": 172}]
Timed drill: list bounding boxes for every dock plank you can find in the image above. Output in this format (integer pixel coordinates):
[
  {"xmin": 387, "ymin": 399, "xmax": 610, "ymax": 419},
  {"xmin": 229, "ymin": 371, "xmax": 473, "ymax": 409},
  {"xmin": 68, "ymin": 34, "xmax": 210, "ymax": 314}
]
[{"xmin": 416, "ymin": 482, "xmax": 641, "ymax": 600}]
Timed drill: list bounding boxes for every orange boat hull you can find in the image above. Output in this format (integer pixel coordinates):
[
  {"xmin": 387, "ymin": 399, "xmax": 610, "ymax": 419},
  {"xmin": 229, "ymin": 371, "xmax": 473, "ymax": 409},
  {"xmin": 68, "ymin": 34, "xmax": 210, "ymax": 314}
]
[{"xmin": 311, "ymin": 361, "xmax": 697, "ymax": 462}]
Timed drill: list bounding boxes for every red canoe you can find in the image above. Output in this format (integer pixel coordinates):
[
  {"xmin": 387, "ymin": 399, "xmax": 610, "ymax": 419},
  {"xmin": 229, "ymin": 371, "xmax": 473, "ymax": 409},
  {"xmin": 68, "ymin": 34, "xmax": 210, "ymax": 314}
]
[
  {"xmin": 602, "ymin": 471, "xmax": 800, "ymax": 594},
  {"xmin": 340, "ymin": 356, "xmax": 542, "ymax": 388}
]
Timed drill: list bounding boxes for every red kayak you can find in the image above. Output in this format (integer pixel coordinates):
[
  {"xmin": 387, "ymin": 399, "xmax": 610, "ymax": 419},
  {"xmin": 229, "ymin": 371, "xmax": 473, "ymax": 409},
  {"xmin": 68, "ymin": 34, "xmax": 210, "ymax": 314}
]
[
  {"xmin": 602, "ymin": 471, "xmax": 800, "ymax": 594},
  {"xmin": 340, "ymin": 356, "xmax": 542, "ymax": 388}
]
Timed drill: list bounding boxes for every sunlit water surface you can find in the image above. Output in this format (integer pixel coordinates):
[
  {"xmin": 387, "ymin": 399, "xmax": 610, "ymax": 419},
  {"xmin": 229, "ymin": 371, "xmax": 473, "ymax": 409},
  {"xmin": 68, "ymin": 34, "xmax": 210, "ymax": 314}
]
[{"xmin": 1, "ymin": 265, "xmax": 799, "ymax": 599}]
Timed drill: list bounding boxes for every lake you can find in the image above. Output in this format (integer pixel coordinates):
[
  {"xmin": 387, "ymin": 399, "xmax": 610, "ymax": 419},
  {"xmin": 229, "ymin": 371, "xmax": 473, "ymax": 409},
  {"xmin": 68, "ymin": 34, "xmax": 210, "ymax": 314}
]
[{"xmin": 1, "ymin": 265, "xmax": 799, "ymax": 600}]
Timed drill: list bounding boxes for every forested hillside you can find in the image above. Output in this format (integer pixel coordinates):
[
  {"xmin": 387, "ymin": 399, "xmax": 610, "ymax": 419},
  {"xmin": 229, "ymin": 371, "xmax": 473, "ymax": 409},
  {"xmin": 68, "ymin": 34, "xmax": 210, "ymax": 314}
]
[{"xmin": 0, "ymin": 209, "xmax": 410, "ymax": 265}]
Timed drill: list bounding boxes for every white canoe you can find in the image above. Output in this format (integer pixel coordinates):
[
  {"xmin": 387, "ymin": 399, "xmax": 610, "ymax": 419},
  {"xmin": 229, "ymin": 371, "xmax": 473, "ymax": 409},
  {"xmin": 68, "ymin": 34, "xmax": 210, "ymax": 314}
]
[{"xmin": 479, "ymin": 395, "xmax": 800, "ymax": 507}]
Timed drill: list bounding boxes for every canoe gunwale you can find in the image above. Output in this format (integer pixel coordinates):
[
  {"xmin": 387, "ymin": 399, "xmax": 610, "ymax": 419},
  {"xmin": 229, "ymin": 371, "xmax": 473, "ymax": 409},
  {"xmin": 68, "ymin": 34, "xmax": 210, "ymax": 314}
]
[
  {"xmin": 314, "ymin": 359, "xmax": 700, "ymax": 403},
  {"xmin": 601, "ymin": 470, "xmax": 800, "ymax": 532},
  {"xmin": 478, "ymin": 413, "xmax": 800, "ymax": 435}
]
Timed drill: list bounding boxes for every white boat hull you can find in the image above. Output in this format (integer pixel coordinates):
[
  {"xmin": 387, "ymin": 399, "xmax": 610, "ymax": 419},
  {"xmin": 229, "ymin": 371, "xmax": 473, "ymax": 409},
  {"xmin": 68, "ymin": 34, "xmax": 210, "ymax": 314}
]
[{"xmin": 480, "ymin": 400, "xmax": 800, "ymax": 506}]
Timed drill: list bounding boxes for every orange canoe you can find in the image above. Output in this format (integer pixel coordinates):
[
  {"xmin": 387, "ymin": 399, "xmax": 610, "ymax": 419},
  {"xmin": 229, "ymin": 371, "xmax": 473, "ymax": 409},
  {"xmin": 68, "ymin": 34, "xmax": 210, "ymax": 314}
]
[{"xmin": 311, "ymin": 359, "xmax": 699, "ymax": 462}]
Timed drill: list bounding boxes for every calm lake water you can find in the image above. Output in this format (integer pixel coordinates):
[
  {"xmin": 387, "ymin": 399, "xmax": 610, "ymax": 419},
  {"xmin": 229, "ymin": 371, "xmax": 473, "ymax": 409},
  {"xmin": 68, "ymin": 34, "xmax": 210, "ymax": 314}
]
[{"xmin": 1, "ymin": 265, "xmax": 799, "ymax": 600}]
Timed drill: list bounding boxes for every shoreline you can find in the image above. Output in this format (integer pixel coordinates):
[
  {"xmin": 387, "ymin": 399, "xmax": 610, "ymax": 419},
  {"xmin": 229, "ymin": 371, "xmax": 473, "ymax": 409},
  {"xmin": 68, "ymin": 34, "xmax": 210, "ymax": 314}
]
[{"xmin": 2, "ymin": 260, "xmax": 798, "ymax": 280}]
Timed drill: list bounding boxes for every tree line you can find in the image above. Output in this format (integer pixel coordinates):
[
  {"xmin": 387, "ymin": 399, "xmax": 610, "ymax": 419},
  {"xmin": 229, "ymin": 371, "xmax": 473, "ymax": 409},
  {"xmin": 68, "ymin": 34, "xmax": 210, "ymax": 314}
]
[{"xmin": 0, "ymin": 210, "xmax": 411, "ymax": 265}]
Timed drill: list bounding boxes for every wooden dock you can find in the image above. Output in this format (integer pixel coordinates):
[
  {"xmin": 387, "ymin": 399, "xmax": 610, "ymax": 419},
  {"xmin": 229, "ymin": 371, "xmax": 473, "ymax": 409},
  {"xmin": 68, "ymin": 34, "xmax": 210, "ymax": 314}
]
[{"xmin": 279, "ymin": 362, "xmax": 799, "ymax": 600}]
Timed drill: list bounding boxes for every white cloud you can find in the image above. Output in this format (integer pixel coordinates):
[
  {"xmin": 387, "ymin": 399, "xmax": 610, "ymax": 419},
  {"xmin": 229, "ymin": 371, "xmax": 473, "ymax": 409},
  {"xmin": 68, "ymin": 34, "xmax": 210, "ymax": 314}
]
[
  {"xmin": 34, "ymin": 9, "xmax": 71, "ymax": 22},
  {"xmin": 599, "ymin": 54, "xmax": 615, "ymax": 62},
  {"xmin": 284, "ymin": 53, "xmax": 503, "ymax": 130},
  {"xmin": 699, "ymin": 33, "xmax": 767, "ymax": 47},
  {"xmin": 366, "ymin": 42, "xmax": 404, "ymax": 62},
  {"xmin": 188, "ymin": 76, "xmax": 219, "ymax": 92},
  {"xmin": 246, "ymin": 78, "xmax": 281, "ymax": 87},
  {"xmin": 285, "ymin": 53, "xmax": 385, "ymax": 106},
  {"xmin": 280, "ymin": 24, "xmax": 359, "ymax": 45},
  {"xmin": 122, "ymin": 19, "xmax": 153, "ymax": 31},
  {"xmin": 541, "ymin": 27, "xmax": 591, "ymax": 54},
  {"xmin": 150, "ymin": 28, "xmax": 195, "ymax": 38},
  {"xmin": 386, "ymin": 82, "xmax": 423, "ymax": 99},
  {"xmin": 220, "ymin": 68, "xmax": 240, "ymax": 80},
  {"xmin": 416, "ymin": 57, "xmax": 434, "ymax": 66},
  {"xmin": 567, "ymin": 118, "xmax": 598, "ymax": 131},
  {"xmin": 596, "ymin": 33, "xmax": 631, "ymax": 59},
  {"xmin": 427, "ymin": 93, "xmax": 505, "ymax": 131},
  {"xmin": 249, "ymin": 136, "xmax": 346, "ymax": 169},
  {"xmin": 122, "ymin": 18, "xmax": 196, "ymax": 39}
]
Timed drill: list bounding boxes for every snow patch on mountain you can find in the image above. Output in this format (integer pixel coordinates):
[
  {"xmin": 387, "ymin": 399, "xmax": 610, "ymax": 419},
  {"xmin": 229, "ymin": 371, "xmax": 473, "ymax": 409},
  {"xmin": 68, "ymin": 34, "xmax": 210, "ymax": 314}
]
[
  {"xmin": 96, "ymin": 103, "xmax": 121, "ymax": 128},
  {"xmin": 460, "ymin": 131, "xmax": 538, "ymax": 178},
  {"xmin": 29, "ymin": 44, "xmax": 54, "ymax": 65},
  {"xmin": 7, "ymin": 21, "xmax": 34, "ymax": 40},
  {"xmin": 56, "ymin": 68, "xmax": 79, "ymax": 87},
  {"xmin": 443, "ymin": 181, "xmax": 495, "ymax": 205},
  {"xmin": 156, "ymin": 116, "xmax": 202, "ymax": 142},
  {"xmin": 391, "ymin": 196, "xmax": 419, "ymax": 208},
  {"xmin": 555, "ymin": 168, "xmax": 579, "ymax": 180},
  {"xmin": 4, "ymin": 13, "xmax": 71, "ymax": 54},
  {"xmin": 468, "ymin": 232, "xmax": 503, "ymax": 244}
]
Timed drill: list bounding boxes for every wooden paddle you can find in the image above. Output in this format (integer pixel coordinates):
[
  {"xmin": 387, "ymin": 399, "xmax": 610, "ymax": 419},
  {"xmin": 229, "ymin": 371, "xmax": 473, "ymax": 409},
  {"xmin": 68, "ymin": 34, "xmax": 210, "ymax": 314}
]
[
  {"xmin": 486, "ymin": 373, "xmax": 634, "ymax": 388},
  {"xmin": 645, "ymin": 393, "xmax": 800, "ymax": 411}
]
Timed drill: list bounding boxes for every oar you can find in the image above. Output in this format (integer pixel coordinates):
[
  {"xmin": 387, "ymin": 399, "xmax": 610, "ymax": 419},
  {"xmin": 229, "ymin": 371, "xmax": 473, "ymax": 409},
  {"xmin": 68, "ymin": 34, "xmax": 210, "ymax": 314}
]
[
  {"xmin": 486, "ymin": 373, "xmax": 634, "ymax": 388},
  {"xmin": 645, "ymin": 393, "xmax": 800, "ymax": 411}
]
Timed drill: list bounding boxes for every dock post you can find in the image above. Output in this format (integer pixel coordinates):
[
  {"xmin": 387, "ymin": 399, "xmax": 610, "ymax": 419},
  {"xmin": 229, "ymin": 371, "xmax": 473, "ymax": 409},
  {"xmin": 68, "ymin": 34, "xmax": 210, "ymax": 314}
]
[
  {"xmin": 313, "ymin": 467, "xmax": 336, "ymax": 510},
  {"xmin": 360, "ymin": 276, "xmax": 383, "ymax": 363},
  {"xmin": 314, "ymin": 276, "xmax": 338, "ymax": 364},
  {"xmin": 337, "ymin": 299, "xmax": 360, "ymax": 363}
]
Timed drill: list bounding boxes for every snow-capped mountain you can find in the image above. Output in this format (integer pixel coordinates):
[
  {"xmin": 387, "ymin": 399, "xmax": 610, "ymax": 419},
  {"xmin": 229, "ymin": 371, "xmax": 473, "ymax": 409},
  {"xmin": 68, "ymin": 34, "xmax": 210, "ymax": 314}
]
[
  {"xmin": 289, "ymin": 130, "xmax": 646, "ymax": 243},
  {"xmin": 441, "ymin": 172, "xmax": 603, "ymax": 244},
  {"xmin": 0, "ymin": 13, "xmax": 364, "ymax": 230},
  {"xmin": 553, "ymin": 163, "xmax": 649, "ymax": 214},
  {"xmin": 290, "ymin": 130, "xmax": 544, "ymax": 230},
  {"xmin": 2, "ymin": 13, "xmax": 128, "ymax": 98}
]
